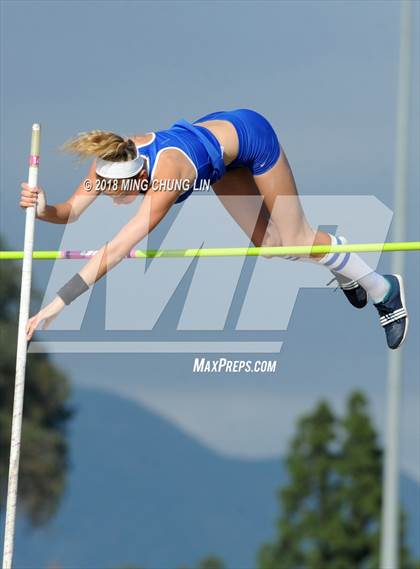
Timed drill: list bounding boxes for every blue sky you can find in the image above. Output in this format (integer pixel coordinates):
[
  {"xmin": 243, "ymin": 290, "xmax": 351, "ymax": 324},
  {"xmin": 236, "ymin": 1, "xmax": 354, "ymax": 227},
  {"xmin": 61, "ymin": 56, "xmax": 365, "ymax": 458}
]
[{"xmin": 1, "ymin": 0, "xmax": 419, "ymax": 483}]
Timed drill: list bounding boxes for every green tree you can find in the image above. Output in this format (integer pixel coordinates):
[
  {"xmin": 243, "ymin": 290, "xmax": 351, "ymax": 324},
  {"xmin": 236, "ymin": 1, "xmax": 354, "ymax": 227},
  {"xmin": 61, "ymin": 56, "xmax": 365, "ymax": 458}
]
[
  {"xmin": 258, "ymin": 391, "xmax": 417, "ymax": 569},
  {"xmin": 337, "ymin": 392, "xmax": 412, "ymax": 569},
  {"xmin": 197, "ymin": 556, "xmax": 226, "ymax": 569},
  {"xmin": 259, "ymin": 401, "xmax": 339, "ymax": 569},
  {"xmin": 176, "ymin": 555, "xmax": 226, "ymax": 569},
  {"xmin": 333, "ymin": 391, "xmax": 383, "ymax": 568},
  {"xmin": 0, "ymin": 238, "xmax": 72, "ymax": 525}
]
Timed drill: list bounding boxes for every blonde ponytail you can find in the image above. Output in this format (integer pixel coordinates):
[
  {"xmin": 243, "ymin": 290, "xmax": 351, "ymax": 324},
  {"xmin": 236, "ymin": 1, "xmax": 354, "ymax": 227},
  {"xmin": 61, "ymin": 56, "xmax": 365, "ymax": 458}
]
[{"xmin": 62, "ymin": 130, "xmax": 137, "ymax": 162}]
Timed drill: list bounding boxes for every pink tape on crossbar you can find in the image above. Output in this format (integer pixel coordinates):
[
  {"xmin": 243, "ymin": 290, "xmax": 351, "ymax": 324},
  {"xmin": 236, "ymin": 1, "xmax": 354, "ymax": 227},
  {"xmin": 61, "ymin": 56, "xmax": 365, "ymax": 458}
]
[{"xmin": 62, "ymin": 250, "xmax": 98, "ymax": 259}]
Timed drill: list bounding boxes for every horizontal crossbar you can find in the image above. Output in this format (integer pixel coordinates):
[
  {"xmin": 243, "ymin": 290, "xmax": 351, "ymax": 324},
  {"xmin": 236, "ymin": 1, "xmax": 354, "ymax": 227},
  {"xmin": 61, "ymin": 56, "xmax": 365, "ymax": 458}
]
[{"xmin": 0, "ymin": 242, "xmax": 419, "ymax": 260}]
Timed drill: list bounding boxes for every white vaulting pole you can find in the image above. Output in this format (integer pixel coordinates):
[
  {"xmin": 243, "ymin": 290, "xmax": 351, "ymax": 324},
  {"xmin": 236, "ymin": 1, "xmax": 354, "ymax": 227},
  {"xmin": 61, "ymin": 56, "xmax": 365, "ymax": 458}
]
[{"xmin": 2, "ymin": 124, "xmax": 41, "ymax": 569}]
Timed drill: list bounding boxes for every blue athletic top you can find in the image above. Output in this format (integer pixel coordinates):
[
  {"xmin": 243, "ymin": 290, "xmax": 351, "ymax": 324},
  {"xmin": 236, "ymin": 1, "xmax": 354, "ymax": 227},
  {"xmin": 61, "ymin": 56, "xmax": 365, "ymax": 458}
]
[
  {"xmin": 137, "ymin": 110, "xmax": 280, "ymax": 203},
  {"xmin": 137, "ymin": 119, "xmax": 225, "ymax": 203}
]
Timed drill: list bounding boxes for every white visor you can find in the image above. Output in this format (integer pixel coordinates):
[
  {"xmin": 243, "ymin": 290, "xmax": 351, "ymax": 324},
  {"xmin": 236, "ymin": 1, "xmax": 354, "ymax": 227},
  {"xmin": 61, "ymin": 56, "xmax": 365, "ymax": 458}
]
[{"xmin": 96, "ymin": 153, "xmax": 145, "ymax": 179}]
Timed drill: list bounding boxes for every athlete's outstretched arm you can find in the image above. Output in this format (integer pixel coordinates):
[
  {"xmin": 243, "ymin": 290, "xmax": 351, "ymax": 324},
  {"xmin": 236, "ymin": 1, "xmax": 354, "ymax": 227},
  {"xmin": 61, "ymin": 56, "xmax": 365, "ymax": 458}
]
[
  {"xmin": 25, "ymin": 162, "xmax": 184, "ymax": 339},
  {"xmin": 20, "ymin": 161, "xmax": 99, "ymax": 224},
  {"xmin": 80, "ymin": 189, "xmax": 177, "ymax": 285}
]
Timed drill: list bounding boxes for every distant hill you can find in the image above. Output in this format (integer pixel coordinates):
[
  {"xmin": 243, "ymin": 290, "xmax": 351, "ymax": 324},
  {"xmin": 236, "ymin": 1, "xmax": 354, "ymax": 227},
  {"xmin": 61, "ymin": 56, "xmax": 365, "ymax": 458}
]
[{"xmin": 4, "ymin": 388, "xmax": 419, "ymax": 569}]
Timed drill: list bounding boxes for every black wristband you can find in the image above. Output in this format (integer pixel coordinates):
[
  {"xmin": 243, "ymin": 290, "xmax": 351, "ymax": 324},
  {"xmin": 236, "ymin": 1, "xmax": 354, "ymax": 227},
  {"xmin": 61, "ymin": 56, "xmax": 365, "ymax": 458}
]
[{"xmin": 57, "ymin": 273, "xmax": 89, "ymax": 305}]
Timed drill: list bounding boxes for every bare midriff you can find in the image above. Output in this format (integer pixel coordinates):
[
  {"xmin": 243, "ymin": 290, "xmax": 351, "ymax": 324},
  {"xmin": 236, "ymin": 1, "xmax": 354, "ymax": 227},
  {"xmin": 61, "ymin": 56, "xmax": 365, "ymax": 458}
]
[{"xmin": 194, "ymin": 120, "xmax": 239, "ymax": 166}]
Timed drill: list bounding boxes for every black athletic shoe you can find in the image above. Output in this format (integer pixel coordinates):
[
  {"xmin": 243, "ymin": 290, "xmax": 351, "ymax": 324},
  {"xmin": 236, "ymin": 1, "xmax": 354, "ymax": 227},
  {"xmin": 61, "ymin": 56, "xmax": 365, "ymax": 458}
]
[
  {"xmin": 339, "ymin": 279, "xmax": 368, "ymax": 309},
  {"xmin": 374, "ymin": 274, "xmax": 408, "ymax": 350},
  {"xmin": 328, "ymin": 273, "xmax": 368, "ymax": 309}
]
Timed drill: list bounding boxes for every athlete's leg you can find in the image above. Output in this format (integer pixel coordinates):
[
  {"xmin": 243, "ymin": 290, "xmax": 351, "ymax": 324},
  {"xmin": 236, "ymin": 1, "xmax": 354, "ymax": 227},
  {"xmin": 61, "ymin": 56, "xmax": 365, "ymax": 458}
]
[
  {"xmin": 212, "ymin": 167, "xmax": 271, "ymax": 247},
  {"xmin": 214, "ymin": 157, "xmax": 407, "ymax": 348},
  {"xmin": 253, "ymin": 150, "xmax": 391, "ymax": 303},
  {"xmin": 252, "ymin": 151, "xmax": 331, "ymax": 253}
]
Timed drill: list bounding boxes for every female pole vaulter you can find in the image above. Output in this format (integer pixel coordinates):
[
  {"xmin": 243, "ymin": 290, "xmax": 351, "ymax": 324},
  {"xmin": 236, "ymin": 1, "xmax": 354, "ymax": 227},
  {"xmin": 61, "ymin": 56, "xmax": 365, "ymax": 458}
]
[{"xmin": 20, "ymin": 109, "xmax": 408, "ymax": 348}]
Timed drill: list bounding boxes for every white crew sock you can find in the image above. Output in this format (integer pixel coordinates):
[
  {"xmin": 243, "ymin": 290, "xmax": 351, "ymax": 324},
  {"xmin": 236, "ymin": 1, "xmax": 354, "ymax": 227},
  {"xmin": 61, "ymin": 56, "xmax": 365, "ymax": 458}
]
[
  {"xmin": 357, "ymin": 272, "xmax": 391, "ymax": 303},
  {"xmin": 286, "ymin": 234, "xmax": 391, "ymax": 303},
  {"xmin": 315, "ymin": 235, "xmax": 390, "ymax": 303}
]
